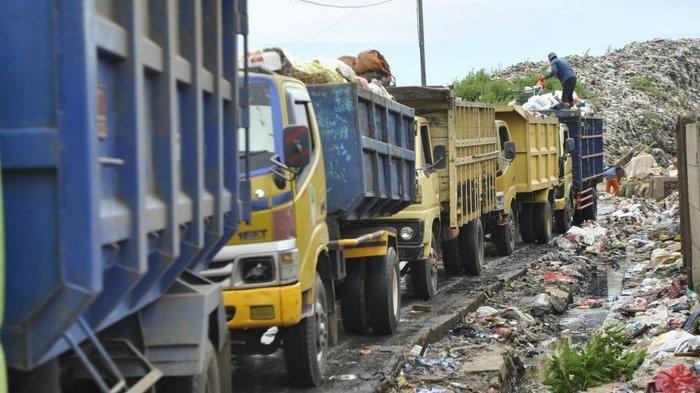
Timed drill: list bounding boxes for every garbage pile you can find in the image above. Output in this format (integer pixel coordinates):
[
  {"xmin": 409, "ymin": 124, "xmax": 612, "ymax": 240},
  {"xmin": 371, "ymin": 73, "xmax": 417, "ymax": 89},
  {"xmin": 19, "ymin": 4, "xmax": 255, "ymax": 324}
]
[
  {"xmin": 621, "ymin": 152, "xmax": 674, "ymax": 199},
  {"xmin": 246, "ymin": 48, "xmax": 396, "ymax": 99},
  {"xmin": 519, "ymin": 90, "xmax": 597, "ymax": 116},
  {"xmin": 396, "ymin": 247, "xmax": 600, "ymax": 392},
  {"xmin": 496, "ymin": 38, "xmax": 700, "ymax": 165},
  {"xmin": 557, "ymin": 192, "xmax": 700, "ymax": 392}
]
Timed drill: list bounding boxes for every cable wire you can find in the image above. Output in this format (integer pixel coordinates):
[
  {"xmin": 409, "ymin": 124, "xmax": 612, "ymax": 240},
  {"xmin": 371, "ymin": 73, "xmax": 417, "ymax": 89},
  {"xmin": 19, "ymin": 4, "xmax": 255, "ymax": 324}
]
[{"xmin": 295, "ymin": 0, "xmax": 395, "ymax": 8}]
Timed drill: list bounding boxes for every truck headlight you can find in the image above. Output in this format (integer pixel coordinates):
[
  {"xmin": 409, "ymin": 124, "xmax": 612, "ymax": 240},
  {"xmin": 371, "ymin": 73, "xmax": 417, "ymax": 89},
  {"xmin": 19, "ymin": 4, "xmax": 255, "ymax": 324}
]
[
  {"xmin": 400, "ymin": 226, "xmax": 415, "ymax": 241},
  {"xmin": 279, "ymin": 249, "xmax": 299, "ymax": 284},
  {"xmin": 240, "ymin": 257, "xmax": 275, "ymax": 283}
]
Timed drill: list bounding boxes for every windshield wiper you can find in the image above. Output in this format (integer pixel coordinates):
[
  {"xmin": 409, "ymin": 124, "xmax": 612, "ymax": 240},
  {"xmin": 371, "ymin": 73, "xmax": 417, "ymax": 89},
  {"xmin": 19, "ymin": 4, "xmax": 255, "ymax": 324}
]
[{"xmin": 240, "ymin": 150, "xmax": 271, "ymax": 158}]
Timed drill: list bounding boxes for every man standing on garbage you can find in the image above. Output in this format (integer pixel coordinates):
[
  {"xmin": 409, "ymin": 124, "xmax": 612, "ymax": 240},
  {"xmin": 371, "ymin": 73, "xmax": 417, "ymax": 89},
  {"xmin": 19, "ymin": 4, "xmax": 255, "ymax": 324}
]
[
  {"xmin": 604, "ymin": 165, "xmax": 626, "ymax": 196},
  {"xmin": 540, "ymin": 52, "xmax": 577, "ymax": 107}
]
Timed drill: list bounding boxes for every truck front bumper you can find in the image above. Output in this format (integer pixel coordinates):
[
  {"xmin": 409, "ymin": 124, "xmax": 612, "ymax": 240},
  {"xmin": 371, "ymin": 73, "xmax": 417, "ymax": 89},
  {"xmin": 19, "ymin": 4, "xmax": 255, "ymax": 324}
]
[{"xmin": 221, "ymin": 282, "xmax": 302, "ymax": 329}]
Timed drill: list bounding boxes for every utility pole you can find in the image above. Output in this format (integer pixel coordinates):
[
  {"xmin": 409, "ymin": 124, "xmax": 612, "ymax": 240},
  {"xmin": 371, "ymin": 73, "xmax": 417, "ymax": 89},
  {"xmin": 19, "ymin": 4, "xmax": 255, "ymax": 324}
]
[{"xmin": 417, "ymin": 0, "xmax": 426, "ymax": 86}]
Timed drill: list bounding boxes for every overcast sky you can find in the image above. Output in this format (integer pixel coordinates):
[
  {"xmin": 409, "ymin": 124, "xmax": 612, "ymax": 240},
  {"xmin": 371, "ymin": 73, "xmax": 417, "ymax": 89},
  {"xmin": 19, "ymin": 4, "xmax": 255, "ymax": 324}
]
[{"xmin": 248, "ymin": 0, "xmax": 699, "ymax": 85}]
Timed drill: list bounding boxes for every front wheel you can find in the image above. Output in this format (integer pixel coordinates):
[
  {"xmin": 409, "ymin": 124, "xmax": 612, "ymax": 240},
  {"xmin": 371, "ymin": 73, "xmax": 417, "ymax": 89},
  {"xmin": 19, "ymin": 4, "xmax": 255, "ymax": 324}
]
[
  {"xmin": 410, "ymin": 235, "xmax": 439, "ymax": 300},
  {"xmin": 283, "ymin": 273, "xmax": 329, "ymax": 387},
  {"xmin": 367, "ymin": 247, "xmax": 400, "ymax": 335},
  {"xmin": 493, "ymin": 210, "xmax": 516, "ymax": 255},
  {"xmin": 554, "ymin": 196, "xmax": 573, "ymax": 234},
  {"xmin": 519, "ymin": 204, "xmax": 534, "ymax": 243}
]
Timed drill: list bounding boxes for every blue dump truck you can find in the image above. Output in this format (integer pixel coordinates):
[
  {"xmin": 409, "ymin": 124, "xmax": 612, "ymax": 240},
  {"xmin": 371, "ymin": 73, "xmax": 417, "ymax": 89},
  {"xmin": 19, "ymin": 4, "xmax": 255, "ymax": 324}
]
[
  {"xmin": 547, "ymin": 110, "xmax": 605, "ymax": 226},
  {"xmin": 0, "ymin": 1, "xmax": 250, "ymax": 392}
]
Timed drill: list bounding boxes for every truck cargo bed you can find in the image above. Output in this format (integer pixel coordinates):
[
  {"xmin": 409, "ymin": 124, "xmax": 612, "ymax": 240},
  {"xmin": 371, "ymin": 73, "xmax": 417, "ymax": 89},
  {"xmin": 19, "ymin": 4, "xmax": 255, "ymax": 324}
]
[
  {"xmin": 495, "ymin": 106, "xmax": 560, "ymax": 194},
  {"xmin": 307, "ymin": 83, "xmax": 416, "ymax": 220},
  {"xmin": 0, "ymin": 0, "xmax": 248, "ymax": 369},
  {"xmin": 545, "ymin": 110, "xmax": 605, "ymax": 190}
]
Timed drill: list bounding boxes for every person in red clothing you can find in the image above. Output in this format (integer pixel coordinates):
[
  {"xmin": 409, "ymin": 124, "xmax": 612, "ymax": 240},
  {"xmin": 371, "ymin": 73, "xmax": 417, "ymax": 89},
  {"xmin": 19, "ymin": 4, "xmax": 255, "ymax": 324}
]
[{"xmin": 604, "ymin": 165, "xmax": 625, "ymax": 196}]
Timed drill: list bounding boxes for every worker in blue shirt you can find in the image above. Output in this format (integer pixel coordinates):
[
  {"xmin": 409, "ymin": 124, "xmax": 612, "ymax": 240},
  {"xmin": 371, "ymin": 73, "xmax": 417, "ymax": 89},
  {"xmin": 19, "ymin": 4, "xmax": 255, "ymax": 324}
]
[{"xmin": 540, "ymin": 52, "xmax": 577, "ymax": 107}]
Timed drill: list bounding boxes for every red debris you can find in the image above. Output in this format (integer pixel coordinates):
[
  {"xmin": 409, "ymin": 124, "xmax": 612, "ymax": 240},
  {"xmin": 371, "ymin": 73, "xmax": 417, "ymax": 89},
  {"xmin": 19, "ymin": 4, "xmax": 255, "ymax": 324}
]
[
  {"xmin": 648, "ymin": 364, "xmax": 700, "ymax": 393},
  {"xmin": 544, "ymin": 271, "xmax": 575, "ymax": 283}
]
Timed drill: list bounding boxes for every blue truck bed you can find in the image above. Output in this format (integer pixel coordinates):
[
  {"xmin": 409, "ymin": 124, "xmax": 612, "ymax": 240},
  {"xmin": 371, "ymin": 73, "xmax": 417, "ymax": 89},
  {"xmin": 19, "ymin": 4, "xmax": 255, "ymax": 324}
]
[
  {"xmin": 307, "ymin": 84, "xmax": 416, "ymax": 220},
  {"xmin": 556, "ymin": 111, "xmax": 605, "ymax": 190},
  {"xmin": 0, "ymin": 0, "xmax": 248, "ymax": 370}
]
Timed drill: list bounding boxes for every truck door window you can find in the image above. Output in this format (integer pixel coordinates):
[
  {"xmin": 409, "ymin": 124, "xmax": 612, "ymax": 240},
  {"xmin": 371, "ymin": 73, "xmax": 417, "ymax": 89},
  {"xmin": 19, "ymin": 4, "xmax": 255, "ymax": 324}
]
[
  {"xmin": 498, "ymin": 125, "xmax": 510, "ymax": 153},
  {"xmin": 243, "ymin": 81, "xmax": 279, "ymax": 171},
  {"xmin": 420, "ymin": 125, "xmax": 433, "ymax": 165}
]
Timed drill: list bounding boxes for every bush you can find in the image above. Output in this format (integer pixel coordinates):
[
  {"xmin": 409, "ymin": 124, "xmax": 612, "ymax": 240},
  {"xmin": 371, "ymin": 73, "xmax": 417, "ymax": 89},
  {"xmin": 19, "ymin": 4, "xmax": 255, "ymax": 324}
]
[
  {"xmin": 543, "ymin": 324, "xmax": 647, "ymax": 393},
  {"xmin": 453, "ymin": 69, "xmax": 597, "ymax": 105},
  {"xmin": 629, "ymin": 75, "xmax": 667, "ymax": 99}
]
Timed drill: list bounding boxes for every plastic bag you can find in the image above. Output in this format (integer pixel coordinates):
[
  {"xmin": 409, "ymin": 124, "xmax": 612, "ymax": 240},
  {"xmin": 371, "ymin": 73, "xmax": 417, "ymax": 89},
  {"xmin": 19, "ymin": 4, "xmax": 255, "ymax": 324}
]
[{"xmin": 648, "ymin": 330, "xmax": 700, "ymax": 356}]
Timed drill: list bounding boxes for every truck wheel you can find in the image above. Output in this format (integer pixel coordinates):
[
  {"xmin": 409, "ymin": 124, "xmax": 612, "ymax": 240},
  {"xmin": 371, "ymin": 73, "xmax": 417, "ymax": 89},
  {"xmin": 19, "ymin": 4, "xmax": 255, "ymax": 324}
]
[
  {"xmin": 157, "ymin": 341, "xmax": 221, "ymax": 393},
  {"xmin": 554, "ymin": 197, "xmax": 573, "ymax": 234},
  {"xmin": 283, "ymin": 274, "xmax": 328, "ymax": 387},
  {"xmin": 441, "ymin": 237, "xmax": 462, "ymax": 275},
  {"xmin": 493, "ymin": 211, "xmax": 516, "ymax": 256},
  {"xmin": 519, "ymin": 204, "xmax": 534, "ymax": 243},
  {"xmin": 410, "ymin": 236, "xmax": 438, "ymax": 300},
  {"xmin": 367, "ymin": 247, "xmax": 400, "ymax": 335},
  {"xmin": 459, "ymin": 219, "xmax": 484, "ymax": 276},
  {"xmin": 217, "ymin": 335, "xmax": 233, "ymax": 393},
  {"xmin": 533, "ymin": 202, "xmax": 553, "ymax": 244},
  {"xmin": 340, "ymin": 261, "xmax": 369, "ymax": 334}
]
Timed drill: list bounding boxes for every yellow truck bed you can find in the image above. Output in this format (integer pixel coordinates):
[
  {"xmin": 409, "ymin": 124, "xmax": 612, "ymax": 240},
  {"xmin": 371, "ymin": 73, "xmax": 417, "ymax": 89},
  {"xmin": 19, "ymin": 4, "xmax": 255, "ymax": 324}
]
[
  {"xmin": 495, "ymin": 106, "xmax": 560, "ymax": 194},
  {"xmin": 389, "ymin": 87, "xmax": 499, "ymax": 227}
]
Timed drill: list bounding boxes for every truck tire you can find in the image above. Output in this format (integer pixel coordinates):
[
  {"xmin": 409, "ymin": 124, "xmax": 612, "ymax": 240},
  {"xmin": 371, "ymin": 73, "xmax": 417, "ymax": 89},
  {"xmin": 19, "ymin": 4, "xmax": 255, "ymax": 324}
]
[
  {"xmin": 157, "ymin": 341, "xmax": 221, "ymax": 393},
  {"xmin": 340, "ymin": 261, "xmax": 369, "ymax": 334},
  {"xmin": 533, "ymin": 202, "xmax": 553, "ymax": 244},
  {"xmin": 283, "ymin": 274, "xmax": 329, "ymax": 387},
  {"xmin": 519, "ymin": 204, "xmax": 534, "ymax": 243},
  {"xmin": 217, "ymin": 335, "xmax": 233, "ymax": 393},
  {"xmin": 493, "ymin": 210, "xmax": 516, "ymax": 255},
  {"xmin": 410, "ymin": 236, "xmax": 438, "ymax": 300},
  {"xmin": 554, "ymin": 197, "xmax": 573, "ymax": 234},
  {"xmin": 459, "ymin": 219, "xmax": 484, "ymax": 276},
  {"xmin": 367, "ymin": 247, "xmax": 401, "ymax": 335},
  {"xmin": 441, "ymin": 237, "xmax": 462, "ymax": 275}
]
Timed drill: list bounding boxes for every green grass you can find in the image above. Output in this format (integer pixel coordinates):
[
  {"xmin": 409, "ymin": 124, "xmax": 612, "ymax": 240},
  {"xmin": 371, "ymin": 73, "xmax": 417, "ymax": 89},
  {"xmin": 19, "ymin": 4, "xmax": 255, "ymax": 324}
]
[
  {"xmin": 629, "ymin": 75, "xmax": 667, "ymax": 100},
  {"xmin": 453, "ymin": 69, "xmax": 598, "ymax": 106},
  {"xmin": 542, "ymin": 324, "xmax": 647, "ymax": 393}
]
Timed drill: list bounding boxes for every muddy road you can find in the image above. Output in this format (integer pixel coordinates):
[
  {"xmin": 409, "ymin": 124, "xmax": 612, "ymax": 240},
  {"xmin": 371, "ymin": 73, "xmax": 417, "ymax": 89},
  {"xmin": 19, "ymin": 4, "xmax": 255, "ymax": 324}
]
[{"xmin": 228, "ymin": 242, "xmax": 548, "ymax": 393}]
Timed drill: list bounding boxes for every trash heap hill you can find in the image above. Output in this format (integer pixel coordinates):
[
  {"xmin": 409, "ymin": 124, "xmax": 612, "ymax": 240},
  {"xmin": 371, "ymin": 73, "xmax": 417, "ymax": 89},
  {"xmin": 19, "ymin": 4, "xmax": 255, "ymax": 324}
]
[{"xmin": 496, "ymin": 38, "xmax": 700, "ymax": 165}]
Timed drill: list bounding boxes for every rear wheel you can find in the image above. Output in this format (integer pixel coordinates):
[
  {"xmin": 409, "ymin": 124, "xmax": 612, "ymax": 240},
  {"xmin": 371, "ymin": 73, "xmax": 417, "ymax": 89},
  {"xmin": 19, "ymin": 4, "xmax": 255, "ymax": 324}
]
[
  {"xmin": 410, "ymin": 235, "xmax": 439, "ymax": 300},
  {"xmin": 157, "ymin": 342, "xmax": 220, "ymax": 393},
  {"xmin": 217, "ymin": 335, "xmax": 233, "ymax": 393},
  {"xmin": 459, "ymin": 219, "xmax": 484, "ymax": 276},
  {"xmin": 493, "ymin": 210, "xmax": 516, "ymax": 255},
  {"xmin": 340, "ymin": 261, "xmax": 369, "ymax": 334},
  {"xmin": 519, "ymin": 204, "xmax": 534, "ymax": 243},
  {"xmin": 367, "ymin": 247, "xmax": 400, "ymax": 335},
  {"xmin": 283, "ymin": 273, "xmax": 328, "ymax": 387},
  {"xmin": 533, "ymin": 202, "xmax": 553, "ymax": 244}
]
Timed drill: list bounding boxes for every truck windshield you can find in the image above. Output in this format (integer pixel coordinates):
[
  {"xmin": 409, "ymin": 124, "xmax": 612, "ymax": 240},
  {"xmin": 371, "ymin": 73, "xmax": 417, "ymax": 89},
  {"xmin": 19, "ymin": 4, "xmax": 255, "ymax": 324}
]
[{"xmin": 241, "ymin": 80, "xmax": 280, "ymax": 172}]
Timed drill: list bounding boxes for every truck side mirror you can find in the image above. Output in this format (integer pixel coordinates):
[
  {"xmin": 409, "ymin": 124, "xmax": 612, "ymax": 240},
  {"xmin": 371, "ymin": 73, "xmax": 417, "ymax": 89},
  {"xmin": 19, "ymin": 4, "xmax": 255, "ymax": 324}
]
[
  {"xmin": 283, "ymin": 125, "xmax": 311, "ymax": 169},
  {"xmin": 432, "ymin": 145, "xmax": 447, "ymax": 170},
  {"xmin": 503, "ymin": 141, "xmax": 516, "ymax": 160},
  {"xmin": 564, "ymin": 137, "xmax": 575, "ymax": 154}
]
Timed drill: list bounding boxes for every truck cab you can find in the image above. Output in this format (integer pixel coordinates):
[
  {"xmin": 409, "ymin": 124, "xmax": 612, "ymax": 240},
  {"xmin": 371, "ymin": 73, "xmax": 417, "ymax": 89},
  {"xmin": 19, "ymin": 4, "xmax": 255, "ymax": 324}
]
[
  {"xmin": 492, "ymin": 120, "xmax": 519, "ymax": 254},
  {"xmin": 371, "ymin": 117, "xmax": 442, "ymax": 300}
]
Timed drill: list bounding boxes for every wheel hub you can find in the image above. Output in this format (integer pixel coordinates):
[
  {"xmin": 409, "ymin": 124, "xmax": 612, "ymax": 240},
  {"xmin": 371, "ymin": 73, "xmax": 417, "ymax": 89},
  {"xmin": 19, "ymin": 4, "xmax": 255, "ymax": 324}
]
[{"xmin": 315, "ymin": 297, "xmax": 328, "ymax": 365}]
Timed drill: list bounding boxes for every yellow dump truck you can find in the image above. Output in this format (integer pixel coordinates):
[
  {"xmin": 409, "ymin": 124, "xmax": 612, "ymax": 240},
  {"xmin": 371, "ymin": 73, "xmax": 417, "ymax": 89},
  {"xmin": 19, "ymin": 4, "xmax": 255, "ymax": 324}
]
[
  {"xmin": 495, "ymin": 106, "xmax": 570, "ymax": 244},
  {"xmin": 201, "ymin": 72, "xmax": 417, "ymax": 387},
  {"xmin": 385, "ymin": 86, "xmax": 503, "ymax": 277}
]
